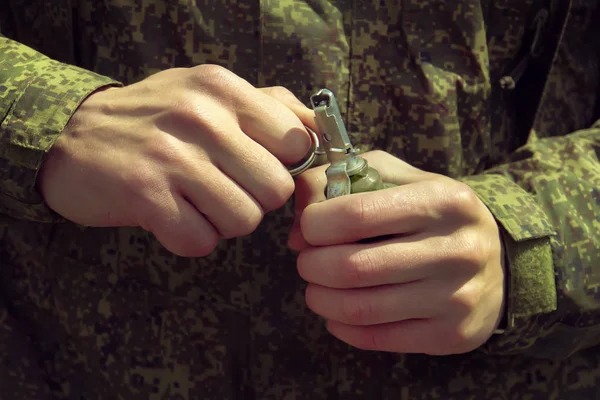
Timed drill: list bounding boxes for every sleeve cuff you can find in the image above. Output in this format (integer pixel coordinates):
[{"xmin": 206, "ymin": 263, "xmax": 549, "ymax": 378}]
[
  {"xmin": 0, "ymin": 57, "xmax": 121, "ymax": 222},
  {"xmin": 460, "ymin": 173, "xmax": 558, "ymax": 355}
]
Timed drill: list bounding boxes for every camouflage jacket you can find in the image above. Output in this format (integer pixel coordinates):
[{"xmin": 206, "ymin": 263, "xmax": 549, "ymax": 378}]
[{"xmin": 1, "ymin": 0, "xmax": 599, "ymax": 399}]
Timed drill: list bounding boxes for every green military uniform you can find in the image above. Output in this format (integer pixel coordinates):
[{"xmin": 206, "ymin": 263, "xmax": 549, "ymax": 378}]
[{"xmin": 1, "ymin": 0, "xmax": 599, "ymax": 398}]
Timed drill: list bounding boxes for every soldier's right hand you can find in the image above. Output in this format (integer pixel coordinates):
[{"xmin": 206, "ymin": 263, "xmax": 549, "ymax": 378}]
[{"xmin": 37, "ymin": 65, "xmax": 314, "ymax": 257}]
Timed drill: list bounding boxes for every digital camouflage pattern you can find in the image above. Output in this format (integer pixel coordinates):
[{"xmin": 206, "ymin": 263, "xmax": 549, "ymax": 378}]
[{"xmin": 1, "ymin": 0, "xmax": 600, "ymax": 398}]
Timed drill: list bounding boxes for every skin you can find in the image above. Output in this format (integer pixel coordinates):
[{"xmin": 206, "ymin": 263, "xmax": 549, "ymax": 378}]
[
  {"xmin": 38, "ymin": 66, "xmax": 505, "ymax": 355},
  {"xmin": 288, "ymin": 150, "xmax": 506, "ymax": 355},
  {"xmin": 38, "ymin": 64, "xmax": 316, "ymax": 257}
]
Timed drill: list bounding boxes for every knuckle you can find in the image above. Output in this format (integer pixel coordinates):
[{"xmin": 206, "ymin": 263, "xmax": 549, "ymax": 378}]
[
  {"xmin": 227, "ymin": 206, "xmax": 263, "ymax": 238},
  {"xmin": 170, "ymin": 92, "xmax": 199, "ymax": 118},
  {"xmin": 354, "ymin": 331, "xmax": 385, "ymax": 352},
  {"xmin": 262, "ymin": 86, "xmax": 305, "ymax": 109},
  {"xmin": 163, "ymin": 92, "xmax": 223, "ymax": 139},
  {"xmin": 145, "ymin": 133, "xmax": 184, "ymax": 166},
  {"xmin": 296, "ymin": 250, "xmax": 318, "ymax": 282},
  {"xmin": 189, "ymin": 64, "xmax": 236, "ymax": 87},
  {"xmin": 453, "ymin": 181, "xmax": 481, "ymax": 215},
  {"xmin": 434, "ymin": 324, "xmax": 472, "ymax": 354},
  {"xmin": 435, "ymin": 180, "xmax": 481, "ymax": 220},
  {"xmin": 261, "ymin": 171, "xmax": 295, "ymax": 211},
  {"xmin": 185, "ymin": 65, "xmax": 245, "ymax": 109},
  {"xmin": 188, "ymin": 235, "xmax": 220, "ymax": 258},
  {"xmin": 177, "ymin": 237, "xmax": 219, "ymax": 258},
  {"xmin": 423, "ymin": 179, "xmax": 451, "ymax": 215},
  {"xmin": 296, "ymin": 252, "xmax": 309, "ymax": 280},
  {"xmin": 368, "ymin": 332, "xmax": 385, "ymax": 352},
  {"xmin": 341, "ymin": 250, "xmax": 377, "ymax": 287},
  {"xmin": 144, "ymin": 205, "xmax": 221, "ymax": 258},
  {"xmin": 447, "ymin": 230, "xmax": 486, "ymax": 273},
  {"xmin": 303, "ymin": 285, "xmax": 319, "ymax": 312},
  {"xmin": 269, "ymin": 85, "xmax": 295, "ymax": 98},
  {"xmin": 450, "ymin": 283, "xmax": 482, "ymax": 315},
  {"xmin": 342, "ymin": 292, "xmax": 374, "ymax": 325},
  {"xmin": 423, "ymin": 178, "xmax": 448, "ymax": 195},
  {"xmin": 345, "ymin": 196, "xmax": 381, "ymax": 226},
  {"xmin": 172, "ymin": 100, "xmax": 233, "ymax": 148}
]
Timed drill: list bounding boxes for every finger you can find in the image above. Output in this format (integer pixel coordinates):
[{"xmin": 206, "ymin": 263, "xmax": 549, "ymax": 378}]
[
  {"xmin": 325, "ymin": 319, "xmax": 450, "ymax": 354},
  {"xmin": 294, "ymin": 164, "xmax": 328, "ymax": 208},
  {"xmin": 359, "ymin": 150, "xmax": 433, "ymax": 185},
  {"xmin": 301, "ymin": 182, "xmax": 439, "ymax": 246},
  {"xmin": 146, "ymin": 194, "xmax": 220, "ymax": 258},
  {"xmin": 237, "ymin": 87, "xmax": 313, "ymax": 165},
  {"xmin": 297, "ymin": 236, "xmax": 439, "ymax": 288},
  {"xmin": 198, "ymin": 121, "xmax": 296, "ymax": 212},
  {"xmin": 305, "ymin": 281, "xmax": 438, "ymax": 326},
  {"xmin": 291, "ymin": 151, "xmax": 440, "ymax": 249},
  {"xmin": 176, "ymin": 162, "xmax": 264, "ymax": 239},
  {"xmin": 259, "ymin": 86, "xmax": 319, "ymax": 133},
  {"xmin": 287, "ymin": 216, "xmax": 309, "ymax": 251},
  {"xmin": 188, "ymin": 67, "xmax": 312, "ymax": 165},
  {"xmin": 287, "ymin": 164, "xmax": 328, "ymax": 251}
]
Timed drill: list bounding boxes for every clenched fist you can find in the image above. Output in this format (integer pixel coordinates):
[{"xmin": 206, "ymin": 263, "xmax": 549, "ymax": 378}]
[
  {"xmin": 38, "ymin": 65, "xmax": 314, "ymax": 257},
  {"xmin": 288, "ymin": 150, "xmax": 506, "ymax": 355}
]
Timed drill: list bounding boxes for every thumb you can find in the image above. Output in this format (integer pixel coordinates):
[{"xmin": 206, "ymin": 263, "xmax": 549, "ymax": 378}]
[
  {"xmin": 287, "ymin": 163, "xmax": 328, "ymax": 251},
  {"xmin": 359, "ymin": 150, "xmax": 436, "ymax": 185}
]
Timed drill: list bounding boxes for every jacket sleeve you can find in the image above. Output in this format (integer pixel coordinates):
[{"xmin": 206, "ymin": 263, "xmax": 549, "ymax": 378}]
[
  {"xmin": 0, "ymin": 35, "xmax": 121, "ymax": 222},
  {"xmin": 460, "ymin": 118, "xmax": 600, "ymax": 360}
]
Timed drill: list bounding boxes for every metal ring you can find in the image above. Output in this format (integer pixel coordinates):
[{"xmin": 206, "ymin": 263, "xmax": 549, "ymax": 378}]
[{"xmin": 288, "ymin": 127, "xmax": 321, "ymax": 177}]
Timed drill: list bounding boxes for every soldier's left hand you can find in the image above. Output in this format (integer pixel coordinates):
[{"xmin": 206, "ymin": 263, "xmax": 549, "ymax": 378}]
[{"xmin": 288, "ymin": 150, "xmax": 506, "ymax": 355}]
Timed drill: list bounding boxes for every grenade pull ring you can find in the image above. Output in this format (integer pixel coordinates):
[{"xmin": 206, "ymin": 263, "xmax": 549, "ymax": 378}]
[{"xmin": 287, "ymin": 126, "xmax": 324, "ymax": 177}]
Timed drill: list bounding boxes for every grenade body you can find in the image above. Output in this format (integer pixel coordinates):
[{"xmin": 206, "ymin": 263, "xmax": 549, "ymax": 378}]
[{"xmin": 349, "ymin": 160, "xmax": 396, "ymax": 194}]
